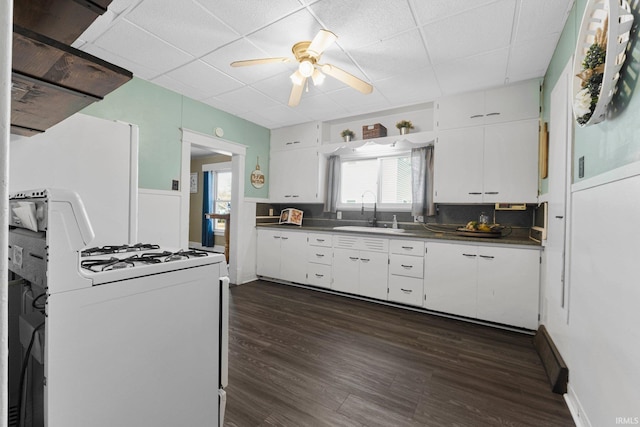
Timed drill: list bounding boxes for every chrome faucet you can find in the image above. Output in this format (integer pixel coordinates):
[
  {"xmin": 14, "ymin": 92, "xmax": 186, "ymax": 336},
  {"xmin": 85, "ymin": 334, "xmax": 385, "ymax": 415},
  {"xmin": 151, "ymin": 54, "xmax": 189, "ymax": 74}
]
[{"xmin": 361, "ymin": 191, "xmax": 377, "ymax": 227}]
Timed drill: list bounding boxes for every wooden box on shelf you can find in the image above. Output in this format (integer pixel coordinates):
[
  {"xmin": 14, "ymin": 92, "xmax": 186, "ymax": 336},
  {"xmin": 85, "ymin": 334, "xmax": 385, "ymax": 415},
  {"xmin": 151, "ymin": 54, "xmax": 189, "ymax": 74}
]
[{"xmin": 362, "ymin": 123, "xmax": 387, "ymax": 139}]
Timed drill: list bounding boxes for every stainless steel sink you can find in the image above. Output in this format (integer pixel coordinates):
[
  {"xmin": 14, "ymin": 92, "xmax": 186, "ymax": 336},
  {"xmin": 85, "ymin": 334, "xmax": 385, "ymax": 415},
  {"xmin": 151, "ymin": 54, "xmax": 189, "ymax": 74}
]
[{"xmin": 332, "ymin": 226, "xmax": 406, "ymax": 234}]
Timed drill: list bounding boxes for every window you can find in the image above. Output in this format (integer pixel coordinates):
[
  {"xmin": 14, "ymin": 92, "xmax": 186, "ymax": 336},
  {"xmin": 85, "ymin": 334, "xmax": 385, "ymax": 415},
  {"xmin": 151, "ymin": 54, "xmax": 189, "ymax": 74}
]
[
  {"xmin": 204, "ymin": 162, "xmax": 232, "ymax": 231},
  {"xmin": 339, "ymin": 154, "xmax": 412, "ymax": 209}
]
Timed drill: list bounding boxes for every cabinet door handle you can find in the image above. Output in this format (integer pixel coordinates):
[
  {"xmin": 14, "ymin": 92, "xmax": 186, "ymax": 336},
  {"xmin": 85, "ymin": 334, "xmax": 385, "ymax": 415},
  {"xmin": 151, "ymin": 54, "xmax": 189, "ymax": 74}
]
[
  {"xmin": 479, "ymin": 255, "xmax": 495, "ymax": 259},
  {"xmin": 360, "ymin": 258, "xmax": 370, "ymax": 262},
  {"xmin": 468, "ymin": 192, "xmax": 482, "ymax": 195},
  {"xmin": 401, "ymin": 246, "xmax": 414, "ymax": 250},
  {"xmin": 273, "ymin": 236, "xmax": 281, "ymax": 239},
  {"xmin": 316, "ymin": 239, "xmax": 325, "ymax": 242},
  {"xmin": 281, "ymin": 237, "xmax": 288, "ymax": 240},
  {"xmin": 555, "ymin": 215, "xmax": 564, "ymax": 219},
  {"xmin": 401, "ymin": 264, "xmax": 413, "ymax": 269},
  {"xmin": 284, "ymin": 195, "xmax": 292, "ymax": 198},
  {"xmin": 292, "ymin": 195, "xmax": 299, "ymax": 198},
  {"xmin": 462, "ymin": 253, "xmax": 477, "ymax": 257},
  {"xmin": 285, "ymin": 141, "xmax": 301, "ymax": 145},
  {"xmin": 485, "ymin": 112, "xmax": 501, "ymax": 117},
  {"xmin": 349, "ymin": 257, "xmax": 359, "ymax": 261},
  {"xmin": 315, "ymin": 273, "xmax": 324, "ymax": 278},
  {"xmin": 400, "ymin": 288, "xmax": 413, "ymax": 293},
  {"xmin": 470, "ymin": 114, "xmax": 484, "ymax": 119},
  {"xmin": 484, "ymin": 191, "xmax": 499, "ymax": 195},
  {"xmin": 315, "ymin": 253, "xmax": 324, "ymax": 257}
]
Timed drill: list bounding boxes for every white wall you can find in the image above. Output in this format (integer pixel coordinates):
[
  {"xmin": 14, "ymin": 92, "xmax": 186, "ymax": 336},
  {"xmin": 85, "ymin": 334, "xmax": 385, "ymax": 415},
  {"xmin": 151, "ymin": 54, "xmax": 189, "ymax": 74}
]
[
  {"xmin": 552, "ymin": 164, "xmax": 640, "ymax": 427},
  {"xmin": 138, "ymin": 189, "xmax": 182, "ymax": 248}
]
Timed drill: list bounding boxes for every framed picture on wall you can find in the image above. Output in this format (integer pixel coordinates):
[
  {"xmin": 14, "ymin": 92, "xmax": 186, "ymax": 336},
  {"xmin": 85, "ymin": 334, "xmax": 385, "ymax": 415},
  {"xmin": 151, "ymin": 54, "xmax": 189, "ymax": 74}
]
[{"xmin": 190, "ymin": 172, "xmax": 198, "ymax": 193}]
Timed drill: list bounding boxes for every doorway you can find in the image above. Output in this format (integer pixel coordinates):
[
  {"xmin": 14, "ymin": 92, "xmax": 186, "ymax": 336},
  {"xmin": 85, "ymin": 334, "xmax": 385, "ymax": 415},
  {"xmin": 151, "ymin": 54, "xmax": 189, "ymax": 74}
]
[{"xmin": 180, "ymin": 129, "xmax": 246, "ymax": 284}]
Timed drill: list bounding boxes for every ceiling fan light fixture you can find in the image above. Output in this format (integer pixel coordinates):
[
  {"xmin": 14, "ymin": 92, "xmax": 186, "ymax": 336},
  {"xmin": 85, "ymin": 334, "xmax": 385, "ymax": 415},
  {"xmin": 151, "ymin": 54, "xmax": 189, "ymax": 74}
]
[
  {"xmin": 298, "ymin": 59, "xmax": 315, "ymax": 78},
  {"xmin": 311, "ymin": 69, "xmax": 325, "ymax": 86},
  {"xmin": 290, "ymin": 70, "xmax": 305, "ymax": 86}
]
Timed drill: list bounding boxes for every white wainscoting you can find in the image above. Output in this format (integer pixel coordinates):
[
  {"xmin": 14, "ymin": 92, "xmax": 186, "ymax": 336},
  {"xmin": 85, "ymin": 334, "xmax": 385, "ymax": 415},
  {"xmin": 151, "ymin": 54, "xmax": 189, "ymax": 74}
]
[
  {"xmin": 565, "ymin": 168, "xmax": 640, "ymax": 427},
  {"xmin": 138, "ymin": 188, "xmax": 182, "ymax": 248}
]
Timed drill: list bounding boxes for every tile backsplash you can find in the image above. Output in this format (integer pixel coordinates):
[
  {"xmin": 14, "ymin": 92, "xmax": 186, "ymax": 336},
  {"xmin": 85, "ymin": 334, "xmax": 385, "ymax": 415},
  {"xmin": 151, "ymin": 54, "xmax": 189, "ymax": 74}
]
[{"xmin": 257, "ymin": 202, "xmax": 534, "ymax": 228}]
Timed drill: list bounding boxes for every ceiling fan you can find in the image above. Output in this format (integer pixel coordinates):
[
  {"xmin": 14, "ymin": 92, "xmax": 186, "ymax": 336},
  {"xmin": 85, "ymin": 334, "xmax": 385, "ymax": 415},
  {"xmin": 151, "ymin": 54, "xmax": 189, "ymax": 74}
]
[{"xmin": 230, "ymin": 30, "xmax": 373, "ymax": 107}]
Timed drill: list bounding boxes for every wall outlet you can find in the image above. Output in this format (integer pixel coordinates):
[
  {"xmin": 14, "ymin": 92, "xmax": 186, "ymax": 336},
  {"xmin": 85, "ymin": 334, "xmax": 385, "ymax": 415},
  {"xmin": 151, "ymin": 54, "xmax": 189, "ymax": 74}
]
[
  {"xmin": 578, "ymin": 156, "xmax": 585, "ymax": 178},
  {"xmin": 269, "ymin": 208, "xmax": 274, "ymax": 216},
  {"xmin": 414, "ymin": 215, "xmax": 424, "ymax": 223},
  {"xmin": 337, "ymin": 211, "xmax": 342, "ymax": 220},
  {"xmin": 172, "ymin": 180, "xmax": 179, "ymax": 191}
]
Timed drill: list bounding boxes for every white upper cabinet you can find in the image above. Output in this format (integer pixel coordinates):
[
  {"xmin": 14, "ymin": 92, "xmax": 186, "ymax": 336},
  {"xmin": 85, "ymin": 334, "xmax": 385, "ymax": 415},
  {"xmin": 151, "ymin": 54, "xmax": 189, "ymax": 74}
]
[
  {"xmin": 434, "ymin": 119, "xmax": 539, "ymax": 203},
  {"xmin": 434, "ymin": 79, "xmax": 540, "ymax": 131},
  {"xmin": 270, "ymin": 121, "xmax": 320, "ymax": 151},
  {"xmin": 269, "ymin": 147, "xmax": 326, "ymax": 203}
]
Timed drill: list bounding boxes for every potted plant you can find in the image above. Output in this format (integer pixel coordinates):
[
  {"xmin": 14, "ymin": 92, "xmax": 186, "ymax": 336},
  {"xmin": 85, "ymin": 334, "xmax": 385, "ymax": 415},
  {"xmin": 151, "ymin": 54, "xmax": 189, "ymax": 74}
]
[
  {"xmin": 396, "ymin": 120, "xmax": 414, "ymax": 135},
  {"xmin": 341, "ymin": 129, "xmax": 355, "ymax": 142}
]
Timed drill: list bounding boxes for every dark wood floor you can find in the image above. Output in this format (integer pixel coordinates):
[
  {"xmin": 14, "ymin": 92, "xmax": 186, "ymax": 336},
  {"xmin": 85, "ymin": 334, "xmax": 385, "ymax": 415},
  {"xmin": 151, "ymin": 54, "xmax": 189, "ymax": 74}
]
[{"xmin": 224, "ymin": 280, "xmax": 574, "ymax": 427}]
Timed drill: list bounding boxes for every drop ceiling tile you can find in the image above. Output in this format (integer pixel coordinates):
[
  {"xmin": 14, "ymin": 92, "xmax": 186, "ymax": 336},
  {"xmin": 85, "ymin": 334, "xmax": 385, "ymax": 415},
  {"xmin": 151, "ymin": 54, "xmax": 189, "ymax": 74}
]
[
  {"xmin": 374, "ymin": 66, "xmax": 442, "ymax": 105},
  {"xmin": 422, "ymin": 0, "xmax": 516, "ymax": 64},
  {"xmin": 75, "ymin": 10, "xmax": 118, "ymax": 45},
  {"xmin": 250, "ymin": 71, "xmax": 298, "ymax": 102},
  {"xmin": 349, "ymin": 30, "xmax": 429, "ymax": 81},
  {"xmin": 200, "ymin": 96, "xmax": 248, "ymax": 117},
  {"xmin": 165, "ymin": 60, "xmax": 244, "ymax": 99},
  {"xmin": 151, "ymin": 74, "xmax": 207, "ymax": 101},
  {"xmin": 412, "ymin": 0, "xmax": 497, "ymax": 26},
  {"xmin": 325, "ymin": 86, "xmax": 390, "ymax": 113},
  {"xmin": 202, "ymin": 39, "xmax": 293, "ymax": 84},
  {"xmin": 241, "ymin": 9, "xmax": 322, "ymax": 58},
  {"xmin": 94, "ymin": 20, "xmax": 194, "ymax": 75},
  {"xmin": 434, "ymin": 48, "xmax": 510, "ymax": 95},
  {"xmin": 197, "ymin": 0, "xmax": 303, "ymax": 36},
  {"xmin": 310, "ymin": 0, "xmax": 416, "ymax": 50},
  {"xmin": 79, "ymin": 43, "xmax": 157, "ymax": 79},
  {"xmin": 214, "ymin": 86, "xmax": 282, "ymax": 114},
  {"xmin": 515, "ymin": 0, "xmax": 573, "ymax": 44},
  {"xmin": 108, "ymin": 0, "xmax": 140, "ymax": 14},
  {"xmin": 507, "ymin": 36, "xmax": 557, "ymax": 80},
  {"xmin": 124, "ymin": 0, "xmax": 239, "ymax": 57},
  {"xmin": 293, "ymin": 93, "xmax": 349, "ymax": 119}
]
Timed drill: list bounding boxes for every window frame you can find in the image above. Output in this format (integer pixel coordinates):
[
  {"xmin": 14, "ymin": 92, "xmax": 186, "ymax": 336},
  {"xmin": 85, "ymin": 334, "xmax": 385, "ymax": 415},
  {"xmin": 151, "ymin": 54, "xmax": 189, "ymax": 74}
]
[
  {"xmin": 202, "ymin": 161, "xmax": 232, "ymax": 232},
  {"xmin": 336, "ymin": 152, "xmax": 413, "ymax": 212}
]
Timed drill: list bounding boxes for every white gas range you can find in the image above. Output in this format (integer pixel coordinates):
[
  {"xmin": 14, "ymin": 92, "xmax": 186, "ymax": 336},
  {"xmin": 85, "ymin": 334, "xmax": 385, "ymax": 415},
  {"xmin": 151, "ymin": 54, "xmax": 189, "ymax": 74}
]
[{"xmin": 8, "ymin": 189, "xmax": 228, "ymax": 427}]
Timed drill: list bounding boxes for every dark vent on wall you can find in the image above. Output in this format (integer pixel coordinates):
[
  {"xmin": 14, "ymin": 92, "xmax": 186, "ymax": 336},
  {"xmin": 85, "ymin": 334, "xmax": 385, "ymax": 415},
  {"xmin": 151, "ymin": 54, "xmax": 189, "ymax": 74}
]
[
  {"xmin": 8, "ymin": 404, "xmax": 18, "ymax": 427},
  {"xmin": 534, "ymin": 325, "xmax": 569, "ymax": 394}
]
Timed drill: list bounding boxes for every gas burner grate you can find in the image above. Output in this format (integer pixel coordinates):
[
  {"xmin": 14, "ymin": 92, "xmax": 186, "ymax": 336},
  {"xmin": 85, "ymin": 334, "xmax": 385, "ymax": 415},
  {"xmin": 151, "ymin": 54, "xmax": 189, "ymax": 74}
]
[
  {"xmin": 81, "ymin": 243, "xmax": 160, "ymax": 257},
  {"xmin": 81, "ymin": 254, "xmax": 163, "ymax": 272}
]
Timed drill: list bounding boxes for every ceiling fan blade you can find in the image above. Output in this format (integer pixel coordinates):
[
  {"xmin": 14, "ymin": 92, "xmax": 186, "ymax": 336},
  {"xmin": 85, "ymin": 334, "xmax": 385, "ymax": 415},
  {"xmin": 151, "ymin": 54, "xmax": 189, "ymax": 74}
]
[
  {"xmin": 230, "ymin": 57, "xmax": 290, "ymax": 67},
  {"xmin": 321, "ymin": 64, "xmax": 373, "ymax": 94},
  {"xmin": 288, "ymin": 77, "xmax": 306, "ymax": 107},
  {"xmin": 307, "ymin": 29, "xmax": 337, "ymax": 58}
]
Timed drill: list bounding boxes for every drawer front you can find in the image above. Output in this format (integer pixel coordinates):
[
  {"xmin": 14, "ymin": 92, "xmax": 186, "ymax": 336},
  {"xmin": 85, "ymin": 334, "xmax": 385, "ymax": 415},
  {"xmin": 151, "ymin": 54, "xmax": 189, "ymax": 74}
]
[
  {"xmin": 308, "ymin": 233, "xmax": 331, "ymax": 247},
  {"xmin": 307, "ymin": 263, "xmax": 331, "ymax": 288},
  {"xmin": 388, "ymin": 276, "xmax": 423, "ymax": 307},
  {"xmin": 390, "ymin": 239, "xmax": 425, "ymax": 256},
  {"xmin": 389, "ymin": 254, "xmax": 424, "ymax": 278},
  {"xmin": 307, "ymin": 245, "xmax": 332, "ymax": 265}
]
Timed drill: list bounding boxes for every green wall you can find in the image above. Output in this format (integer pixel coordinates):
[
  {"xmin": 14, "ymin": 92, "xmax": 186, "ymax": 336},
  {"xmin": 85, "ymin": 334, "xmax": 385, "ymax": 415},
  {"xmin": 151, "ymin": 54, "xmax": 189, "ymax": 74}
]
[
  {"xmin": 541, "ymin": 0, "xmax": 640, "ymax": 193},
  {"xmin": 82, "ymin": 77, "xmax": 270, "ymax": 198}
]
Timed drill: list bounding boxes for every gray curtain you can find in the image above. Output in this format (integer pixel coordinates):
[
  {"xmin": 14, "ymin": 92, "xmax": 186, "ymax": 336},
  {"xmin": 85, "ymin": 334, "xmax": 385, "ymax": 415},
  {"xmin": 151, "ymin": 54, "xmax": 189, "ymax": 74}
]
[
  {"xmin": 324, "ymin": 155, "xmax": 341, "ymax": 213},
  {"xmin": 411, "ymin": 146, "xmax": 435, "ymax": 217}
]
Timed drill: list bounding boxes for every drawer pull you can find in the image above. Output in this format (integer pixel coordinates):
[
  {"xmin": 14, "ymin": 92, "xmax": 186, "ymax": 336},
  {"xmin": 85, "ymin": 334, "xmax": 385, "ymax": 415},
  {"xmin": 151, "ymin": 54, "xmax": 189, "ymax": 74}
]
[
  {"xmin": 360, "ymin": 258, "xmax": 370, "ymax": 262},
  {"xmin": 316, "ymin": 239, "xmax": 325, "ymax": 242},
  {"xmin": 315, "ymin": 274, "xmax": 324, "ymax": 278},
  {"xmin": 470, "ymin": 114, "xmax": 484, "ymax": 119},
  {"xmin": 484, "ymin": 191, "xmax": 499, "ymax": 195},
  {"xmin": 468, "ymin": 192, "xmax": 482, "ymax": 195},
  {"xmin": 485, "ymin": 112, "xmax": 501, "ymax": 117},
  {"xmin": 462, "ymin": 253, "xmax": 476, "ymax": 257},
  {"xmin": 479, "ymin": 255, "xmax": 495, "ymax": 259},
  {"xmin": 315, "ymin": 254, "xmax": 324, "ymax": 257},
  {"xmin": 401, "ymin": 264, "xmax": 413, "ymax": 269},
  {"xmin": 349, "ymin": 257, "xmax": 359, "ymax": 261},
  {"xmin": 281, "ymin": 237, "xmax": 288, "ymax": 240},
  {"xmin": 401, "ymin": 246, "xmax": 414, "ymax": 250},
  {"xmin": 400, "ymin": 288, "xmax": 412, "ymax": 293}
]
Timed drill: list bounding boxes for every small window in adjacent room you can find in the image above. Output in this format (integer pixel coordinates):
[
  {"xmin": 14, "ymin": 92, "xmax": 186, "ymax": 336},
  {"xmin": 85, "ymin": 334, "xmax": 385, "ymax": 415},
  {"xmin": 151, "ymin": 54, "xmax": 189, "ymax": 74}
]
[{"xmin": 339, "ymin": 154, "xmax": 412, "ymax": 209}]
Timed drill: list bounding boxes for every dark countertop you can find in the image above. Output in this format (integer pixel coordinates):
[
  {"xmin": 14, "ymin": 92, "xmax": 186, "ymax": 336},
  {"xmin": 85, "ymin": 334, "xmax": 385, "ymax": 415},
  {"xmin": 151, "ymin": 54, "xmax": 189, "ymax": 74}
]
[{"xmin": 256, "ymin": 221, "xmax": 541, "ymax": 248}]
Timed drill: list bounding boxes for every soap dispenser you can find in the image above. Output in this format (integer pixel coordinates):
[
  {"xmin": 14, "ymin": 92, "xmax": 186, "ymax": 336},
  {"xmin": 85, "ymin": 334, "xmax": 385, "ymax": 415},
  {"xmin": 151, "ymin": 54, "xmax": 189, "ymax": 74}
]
[{"xmin": 392, "ymin": 215, "xmax": 398, "ymax": 229}]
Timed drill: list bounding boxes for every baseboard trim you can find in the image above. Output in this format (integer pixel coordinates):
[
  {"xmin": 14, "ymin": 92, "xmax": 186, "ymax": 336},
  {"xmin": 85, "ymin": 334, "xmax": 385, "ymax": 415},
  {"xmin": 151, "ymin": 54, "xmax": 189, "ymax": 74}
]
[
  {"xmin": 534, "ymin": 325, "xmax": 569, "ymax": 394},
  {"xmin": 564, "ymin": 384, "xmax": 592, "ymax": 427}
]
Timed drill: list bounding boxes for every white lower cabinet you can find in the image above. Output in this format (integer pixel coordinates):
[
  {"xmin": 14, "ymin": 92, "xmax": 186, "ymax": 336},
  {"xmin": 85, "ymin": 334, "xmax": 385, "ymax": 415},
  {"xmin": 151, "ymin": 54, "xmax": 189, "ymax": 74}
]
[
  {"xmin": 307, "ymin": 233, "xmax": 332, "ymax": 288},
  {"xmin": 388, "ymin": 240, "xmax": 425, "ymax": 306},
  {"xmin": 332, "ymin": 235, "xmax": 389, "ymax": 298},
  {"xmin": 256, "ymin": 228, "xmax": 307, "ymax": 284},
  {"xmin": 425, "ymin": 241, "xmax": 540, "ymax": 329}
]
